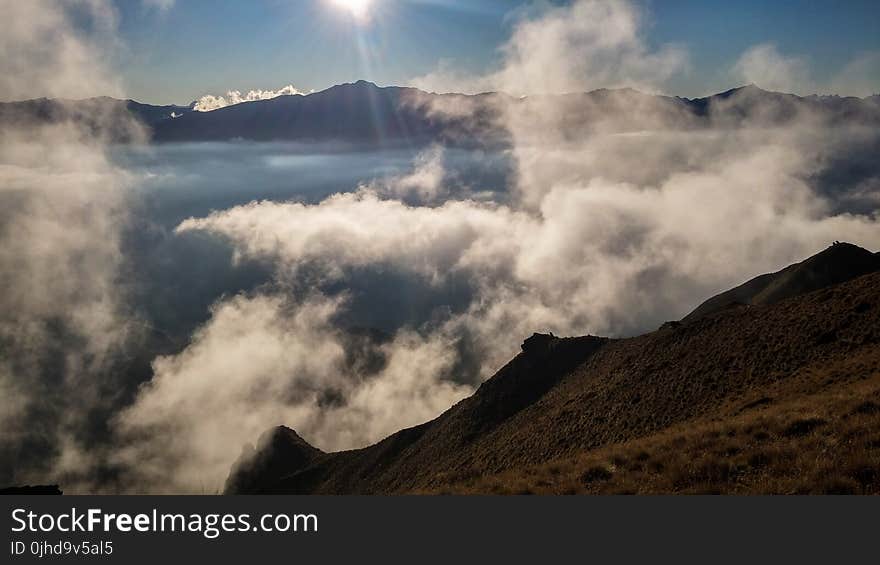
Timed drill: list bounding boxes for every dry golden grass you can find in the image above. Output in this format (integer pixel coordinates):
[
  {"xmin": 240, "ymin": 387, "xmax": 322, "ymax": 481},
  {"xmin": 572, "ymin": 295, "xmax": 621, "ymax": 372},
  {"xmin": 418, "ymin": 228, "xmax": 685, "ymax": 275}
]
[{"xmin": 423, "ymin": 363, "xmax": 880, "ymax": 495}]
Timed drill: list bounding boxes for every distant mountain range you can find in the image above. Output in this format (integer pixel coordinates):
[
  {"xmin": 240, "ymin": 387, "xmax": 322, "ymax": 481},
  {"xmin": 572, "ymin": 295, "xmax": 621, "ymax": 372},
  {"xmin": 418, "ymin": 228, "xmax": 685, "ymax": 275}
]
[
  {"xmin": 225, "ymin": 243, "xmax": 880, "ymax": 494},
  {"xmin": 2, "ymin": 82, "xmax": 879, "ymax": 145}
]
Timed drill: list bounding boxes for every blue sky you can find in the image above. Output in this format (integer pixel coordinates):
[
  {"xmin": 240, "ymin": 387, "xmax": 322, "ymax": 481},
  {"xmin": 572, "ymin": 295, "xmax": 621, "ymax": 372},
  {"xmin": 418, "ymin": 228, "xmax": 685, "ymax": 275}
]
[{"xmin": 113, "ymin": 0, "xmax": 880, "ymax": 104}]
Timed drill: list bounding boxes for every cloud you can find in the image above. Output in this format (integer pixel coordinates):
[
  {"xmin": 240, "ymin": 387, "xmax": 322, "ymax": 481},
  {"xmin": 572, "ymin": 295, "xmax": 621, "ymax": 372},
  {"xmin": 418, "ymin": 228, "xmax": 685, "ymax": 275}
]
[
  {"xmin": 831, "ymin": 51, "xmax": 880, "ymax": 98},
  {"xmin": 193, "ymin": 85, "xmax": 310, "ymax": 112},
  {"xmin": 732, "ymin": 43, "xmax": 814, "ymax": 95},
  {"xmin": 0, "ymin": 0, "xmax": 122, "ymax": 101},
  {"xmin": 412, "ymin": 0, "xmax": 689, "ymax": 95},
  {"xmin": 369, "ymin": 145, "xmax": 452, "ymax": 204},
  {"xmin": 410, "ymin": 59, "xmax": 496, "ymax": 95},
  {"xmin": 414, "ymin": 2, "xmax": 876, "ymax": 99},
  {"xmin": 158, "ymin": 121, "xmax": 879, "ymax": 496},
  {"xmin": 177, "ymin": 190, "xmax": 523, "ymax": 287},
  {"xmin": 179, "ymin": 128, "xmax": 880, "ymax": 338},
  {"xmin": 0, "ymin": 0, "xmax": 145, "ymax": 489},
  {"xmin": 113, "ymin": 293, "xmax": 470, "ymax": 493},
  {"xmin": 732, "ymin": 44, "xmax": 880, "ymax": 97}
]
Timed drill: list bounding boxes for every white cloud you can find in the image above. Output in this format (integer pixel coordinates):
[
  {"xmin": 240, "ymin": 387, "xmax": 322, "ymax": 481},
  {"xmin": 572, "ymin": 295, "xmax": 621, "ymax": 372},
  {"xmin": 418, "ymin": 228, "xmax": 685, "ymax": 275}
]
[
  {"xmin": 412, "ymin": 0, "xmax": 689, "ymax": 96},
  {"xmin": 0, "ymin": 0, "xmax": 144, "ymax": 489},
  {"xmin": 139, "ymin": 120, "xmax": 879, "ymax": 494},
  {"xmin": 732, "ymin": 44, "xmax": 880, "ymax": 97},
  {"xmin": 831, "ymin": 51, "xmax": 880, "ymax": 97},
  {"xmin": 372, "ymin": 145, "xmax": 450, "ymax": 204},
  {"xmin": 113, "ymin": 293, "xmax": 470, "ymax": 493},
  {"xmin": 732, "ymin": 43, "xmax": 814, "ymax": 95},
  {"xmin": 193, "ymin": 85, "xmax": 310, "ymax": 112},
  {"xmin": 0, "ymin": 0, "xmax": 122, "ymax": 101}
]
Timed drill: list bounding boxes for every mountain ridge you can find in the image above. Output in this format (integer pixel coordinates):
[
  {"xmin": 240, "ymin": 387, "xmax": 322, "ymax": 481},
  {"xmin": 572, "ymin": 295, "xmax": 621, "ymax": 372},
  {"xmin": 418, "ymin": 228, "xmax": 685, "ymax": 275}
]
[
  {"xmin": 3, "ymin": 82, "xmax": 879, "ymax": 145},
  {"xmin": 683, "ymin": 242, "xmax": 880, "ymax": 322}
]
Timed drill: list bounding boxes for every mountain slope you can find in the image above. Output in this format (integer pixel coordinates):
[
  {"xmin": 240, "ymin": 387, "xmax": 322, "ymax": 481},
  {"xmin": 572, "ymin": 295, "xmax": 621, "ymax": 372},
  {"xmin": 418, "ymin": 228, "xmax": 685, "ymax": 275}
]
[
  {"xmin": 0, "ymin": 96, "xmax": 191, "ymax": 141},
  {"xmin": 683, "ymin": 242, "xmax": 880, "ymax": 322},
  {"xmin": 226, "ymin": 243, "xmax": 880, "ymax": 494},
  {"xmin": 428, "ymin": 361, "xmax": 880, "ymax": 494},
  {"xmin": 151, "ymin": 81, "xmax": 505, "ymax": 145}
]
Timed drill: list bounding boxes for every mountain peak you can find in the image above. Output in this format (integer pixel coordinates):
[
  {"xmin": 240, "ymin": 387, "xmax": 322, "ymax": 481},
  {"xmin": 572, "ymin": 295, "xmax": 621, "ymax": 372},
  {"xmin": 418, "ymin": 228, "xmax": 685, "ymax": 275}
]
[
  {"xmin": 224, "ymin": 425, "xmax": 322, "ymax": 494},
  {"xmin": 683, "ymin": 241, "xmax": 880, "ymax": 322},
  {"xmin": 339, "ymin": 79, "xmax": 380, "ymax": 90},
  {"xmin": 713, "ymin": 83, "xmax": 771, "ymax": 99}
]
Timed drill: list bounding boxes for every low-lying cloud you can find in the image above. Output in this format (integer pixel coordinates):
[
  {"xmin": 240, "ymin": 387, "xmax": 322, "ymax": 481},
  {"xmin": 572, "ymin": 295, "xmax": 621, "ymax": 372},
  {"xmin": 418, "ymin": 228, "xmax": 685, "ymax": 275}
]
[
  {"xmin": 0, "ymin": 0, "xmax": 145, "ymax": 489},
  {"xmin": 113, "ymin": 293, "xmax": 470, "ymax": 492}
]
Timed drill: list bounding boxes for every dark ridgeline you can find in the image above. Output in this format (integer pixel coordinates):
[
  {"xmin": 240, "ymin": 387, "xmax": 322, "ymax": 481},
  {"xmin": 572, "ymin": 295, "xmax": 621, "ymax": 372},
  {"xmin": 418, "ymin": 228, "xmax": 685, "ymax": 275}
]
[
  {"xmin": 152, "ymin": 81, "xmax": 457, "ymax": 145},
  {"xmin": 683, "ymin": 242, "xmax": 880, "ymax": 322},
  {"xmin": 2, "ymin": 82, "xmax": 879, "ymax": 145},
  {"xmin": 0, "ymin": 96, "xmax": 191, "ymax": 142},
  {"xmin": 225, "ymin": 243, "xmax": 880, "ymax": 494}
]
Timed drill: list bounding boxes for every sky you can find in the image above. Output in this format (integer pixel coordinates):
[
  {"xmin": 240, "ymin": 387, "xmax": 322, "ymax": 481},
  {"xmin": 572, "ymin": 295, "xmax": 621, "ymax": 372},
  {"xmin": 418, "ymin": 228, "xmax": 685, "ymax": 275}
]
[{"xmin": 112, "ymin": 0, "xmax": 880, "ymax": 105}]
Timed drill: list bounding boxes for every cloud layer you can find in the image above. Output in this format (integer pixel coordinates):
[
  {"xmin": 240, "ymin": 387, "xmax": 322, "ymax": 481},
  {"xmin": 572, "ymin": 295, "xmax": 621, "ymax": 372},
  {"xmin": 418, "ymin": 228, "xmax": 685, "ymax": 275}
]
[{"xmin": 0, "ymin": 0, "xmax": 145, "ymax": 489}]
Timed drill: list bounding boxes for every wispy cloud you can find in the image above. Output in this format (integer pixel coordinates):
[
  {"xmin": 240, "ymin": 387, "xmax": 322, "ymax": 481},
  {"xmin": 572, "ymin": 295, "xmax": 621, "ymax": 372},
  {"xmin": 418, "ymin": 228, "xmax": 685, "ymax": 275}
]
[
  {"xmin": 732, "ymin": 43, "xmax": 880, "ymax": 97},
  {"xmin": 732, "ymin": 43, "xmax": 814, "ymax": 95},
  {"xmin": 413, "ymin": 0, "xmax": 689, "ymax": 95},
  {"xmin": 0, "ymin": 0, "xmax": 145, "ymax": 490},
  {"xmin": 0, "ymin": 0, "xmax": 122, "ymax": 101}
]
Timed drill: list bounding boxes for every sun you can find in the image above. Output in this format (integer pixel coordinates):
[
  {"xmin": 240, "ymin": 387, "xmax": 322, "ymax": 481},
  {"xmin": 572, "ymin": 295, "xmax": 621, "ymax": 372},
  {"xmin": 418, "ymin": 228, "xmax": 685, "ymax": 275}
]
[{"xmin": 328, "ymin": 0, "xmax": 373, "ymax": 20}]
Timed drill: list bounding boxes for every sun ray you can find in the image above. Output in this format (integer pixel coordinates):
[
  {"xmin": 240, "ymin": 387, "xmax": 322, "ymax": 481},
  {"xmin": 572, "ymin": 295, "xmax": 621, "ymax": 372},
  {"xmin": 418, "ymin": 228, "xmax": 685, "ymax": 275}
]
[{"xmin": 329, "ymin": 0, "xmax": 373, "ymax": 21}]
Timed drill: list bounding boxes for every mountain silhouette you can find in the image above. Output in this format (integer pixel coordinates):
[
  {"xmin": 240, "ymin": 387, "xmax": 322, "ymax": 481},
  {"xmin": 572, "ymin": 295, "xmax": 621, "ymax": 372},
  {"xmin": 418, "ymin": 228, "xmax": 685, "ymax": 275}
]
[
  {"xmin": 225, "ymin": 242, "xmax": 880, "ymax": 494},
  {"xmin": 684, "ymin": 242, "xmax": 880, "ymax": 322},
  {"xmin": 3, "ymin": 83, "xmax": 879, "ymax": 145}
]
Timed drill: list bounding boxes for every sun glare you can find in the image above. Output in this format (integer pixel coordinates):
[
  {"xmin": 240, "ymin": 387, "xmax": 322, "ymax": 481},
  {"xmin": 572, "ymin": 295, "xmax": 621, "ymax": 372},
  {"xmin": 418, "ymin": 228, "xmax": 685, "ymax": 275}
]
[{"xmin": 329, "ymin": 0, "xmax": 373, "ymax": 21}]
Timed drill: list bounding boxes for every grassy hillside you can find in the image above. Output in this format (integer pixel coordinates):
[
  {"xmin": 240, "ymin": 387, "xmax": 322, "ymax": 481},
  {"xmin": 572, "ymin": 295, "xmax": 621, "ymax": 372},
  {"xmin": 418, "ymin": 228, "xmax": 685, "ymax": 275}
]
[
  {"xmin": 683, "ymin": 242, "xmax": 880, "ymax": 322},
  {"xmin": 425, "ymin": 349, "xmax": 880, "ymax": 494}
]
